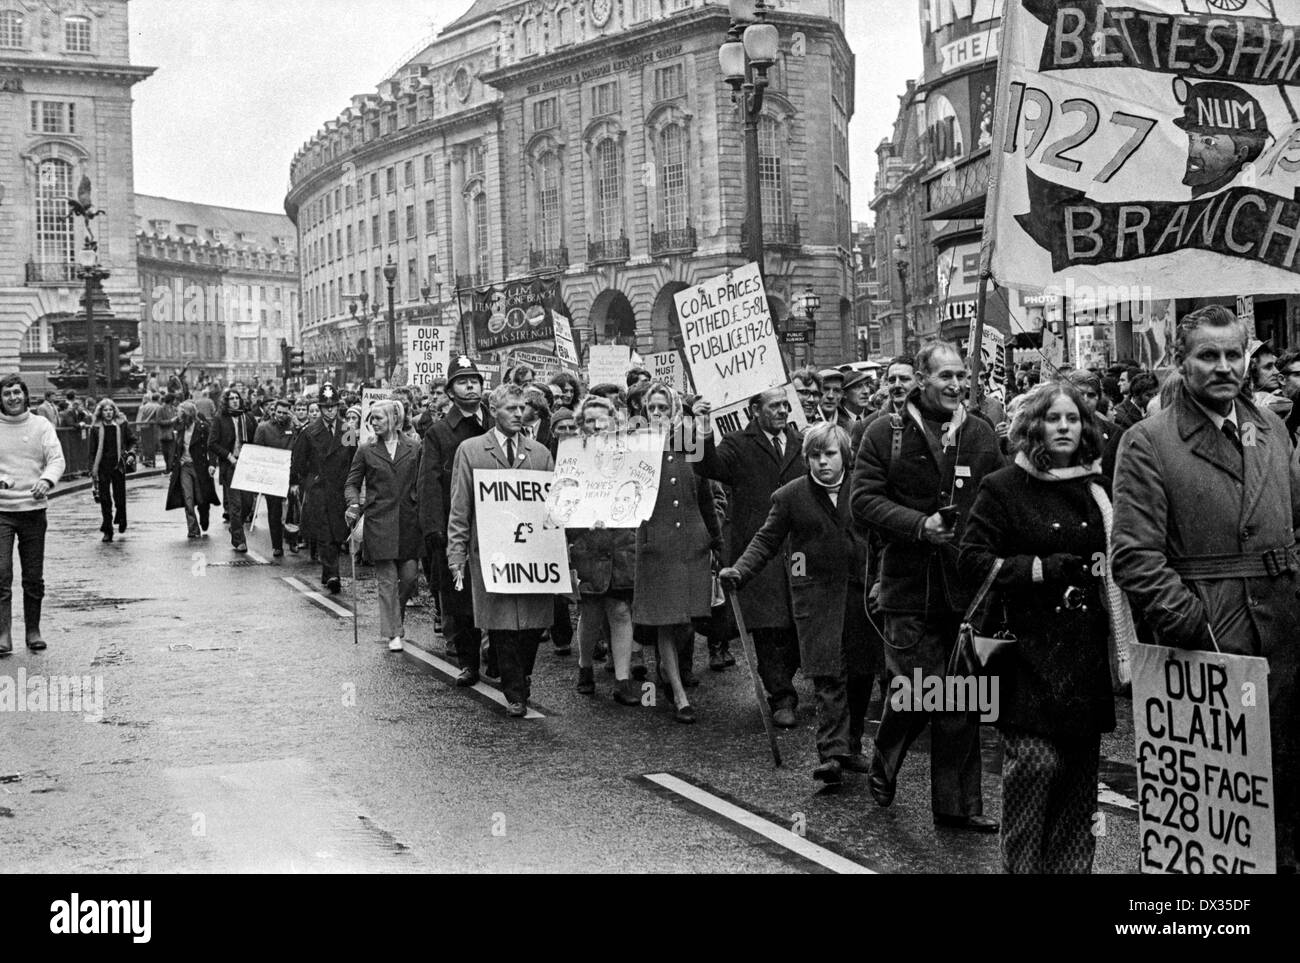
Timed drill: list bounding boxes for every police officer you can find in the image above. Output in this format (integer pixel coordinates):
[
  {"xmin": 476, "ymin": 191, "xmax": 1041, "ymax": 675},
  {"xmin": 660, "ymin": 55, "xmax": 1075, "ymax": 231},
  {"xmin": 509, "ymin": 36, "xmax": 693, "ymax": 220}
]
[{"xmin": 290, "ymin": 384, "xmax": 356, "ymax": 594}]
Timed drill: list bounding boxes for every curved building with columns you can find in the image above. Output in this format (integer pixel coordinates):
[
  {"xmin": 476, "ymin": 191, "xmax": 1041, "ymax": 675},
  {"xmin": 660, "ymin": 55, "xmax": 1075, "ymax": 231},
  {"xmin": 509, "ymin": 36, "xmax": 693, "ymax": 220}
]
[{"xmin": 286, "ymin": 0, "xmax": 854, "ymax": 382}]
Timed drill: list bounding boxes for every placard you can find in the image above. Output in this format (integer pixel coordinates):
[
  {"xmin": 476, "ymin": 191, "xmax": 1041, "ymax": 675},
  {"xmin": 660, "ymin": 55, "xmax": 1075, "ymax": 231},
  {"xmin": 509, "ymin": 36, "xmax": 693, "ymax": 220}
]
[
  {"xmin": 229, "ymin": 444, "xmax": 291, "ymax": 498},
  {"xmin": 552, "ymin": 313, "xmax": 580, "ymax": 369},
  {"xmin": 1132, "ymin": 643, "xmax": 1275, "ymax": 874},
  {"xmin": 649, "ymin": 350, "xmax": 693, "ymax": 395},
  {"xmin": 474, "ymin": 469, "xmax": 572, "ymax": 594},
  {"xmin": 407, "ymin": 325, "xmax": 452, "ymax": 386},
  {"xmin": 710, "ymin": 383, "xmax": 809, "ymax": 438},
  {"xmin": 546, "ymin": 428, "xmax": 666, "ymax": 529},
  {"xmin": 675, "ymin": 262, "xmax": 786, "ymax": 406},
  {"xmin": 587, "ymin": 344, "xmax": 631, "ymax": 388}
]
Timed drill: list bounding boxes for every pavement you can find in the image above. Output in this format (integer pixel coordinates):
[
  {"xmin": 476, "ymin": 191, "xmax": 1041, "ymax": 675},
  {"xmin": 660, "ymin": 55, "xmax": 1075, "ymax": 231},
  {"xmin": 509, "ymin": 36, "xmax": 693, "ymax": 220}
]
[{"xmin": 0, "ymin": 476, "xmax": 1143, "ymax": 873}]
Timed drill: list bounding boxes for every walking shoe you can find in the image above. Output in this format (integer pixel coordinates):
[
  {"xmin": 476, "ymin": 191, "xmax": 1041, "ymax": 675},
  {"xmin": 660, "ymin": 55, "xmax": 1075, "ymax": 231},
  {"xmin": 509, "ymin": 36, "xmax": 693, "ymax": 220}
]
[
  {"xmin": 613, "ymin": 679, "xmax": 641, "ymax": 706},
  {"xmin": 288, "ymin": 543, "xmax": 300, "ymax": 555},
  {"xmin": 388, "ymin": 637, "xmax": 404, "ymax": 652},
  {"xmin": 814, "ymin": 759, "xmax": 843, "ymax": 784},
  {"xmin": 233, "ymin": 542, "xmax": 248, "ymax": 554},
  {"xmin": 272, "ymin": 548, "xmax": 284, "ymax": 558},
  {"xmin": 839, "ymin": 753, "xmax": 872, "ymax": 774},
  {"xmin": 455, "ymin": 668, "xmax": 479, "ymax": 687},
  {"xmin": 26, "ymin": 639, "xmax": 47, "ymax": 652},
  {"xmin": 506, "ymin": 702, "xmax": 527, "ymax": 718},
  {"xmin": 934, "ymin": 814, "xmax": 999, "ymax": 833},
  {"xmin": 867, "ymin": 754, "xmax": 896, "ymax": 808},
  {"xmin": 772, "ymin": 707, "xmax": 797, "ymax": 728},
  {"xmin": 708, "ymin": 648, "xmax": 728, "ymax": 671},
  {"xmin": 576, "ymin": 665, "xmax": 595, "ymax": 694},
  {"xmin": 674, "ymin": 702, "xmax": 696, "ymax": 724},
  {"xmin": 102, "ymin": 532, "xmax": 113, "ymax": 543},
  {"xmin": 117, "ymin": 521, "xmax": 127, "ymax": 533},
  {"xmin": 325, "ymin": 577, "xmax": 341, "ymax": 595}
]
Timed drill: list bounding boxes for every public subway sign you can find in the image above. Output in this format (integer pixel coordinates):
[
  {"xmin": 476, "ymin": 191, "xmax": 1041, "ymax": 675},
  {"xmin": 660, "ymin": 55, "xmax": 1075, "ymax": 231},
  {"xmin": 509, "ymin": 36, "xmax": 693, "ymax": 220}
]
[
  {"xmin": 473, "ymin": 470, "xmax": 572, "ymax": 594},
  {"xmin": 986, "ymin": 0, "xmax": 1300, "ymax": 299},
  {"xmin": 406, "ymin": 325, "xmax": 452, "ymax": 387},
  {"xmin": 674, "ymin": 262, "xmax": 788, "ymax": 407},
  {"xmin": 1131, "ymin": 643, "xmax": 1275, "ymax": 875}
]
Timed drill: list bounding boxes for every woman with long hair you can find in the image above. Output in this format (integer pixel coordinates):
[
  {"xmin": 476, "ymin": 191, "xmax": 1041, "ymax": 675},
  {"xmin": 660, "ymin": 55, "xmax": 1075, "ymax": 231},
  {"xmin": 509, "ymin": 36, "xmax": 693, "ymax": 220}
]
[
  {"xmin": 345, "ymin": 400, "xmax": 423, "ymax": 652},
  {"xmin": 631, "ymin": 382, "xmax": 719, "ymax": 722},
  {"xmin": 959, "ymin": 381, "xmax": 1134, "ymax": 873},
  {"xmin": 88, "ymin": 398, "xmax": 136, "ymax": 543}
]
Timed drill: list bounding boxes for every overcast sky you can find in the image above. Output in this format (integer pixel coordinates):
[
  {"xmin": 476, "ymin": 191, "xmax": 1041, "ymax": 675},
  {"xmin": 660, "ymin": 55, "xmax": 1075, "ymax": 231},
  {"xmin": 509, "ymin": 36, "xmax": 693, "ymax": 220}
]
[{"xmin": 129, "ymin": 0, "xmax": 922, "ymax": 223}]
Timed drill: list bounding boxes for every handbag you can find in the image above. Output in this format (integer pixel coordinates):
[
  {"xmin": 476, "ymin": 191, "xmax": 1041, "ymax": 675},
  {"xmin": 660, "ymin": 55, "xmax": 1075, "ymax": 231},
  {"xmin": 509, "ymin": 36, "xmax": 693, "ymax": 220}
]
[
  {"xmin": 124, "ymin": 450, "xmax": 137, "ymax": 474},
  {"xmin": 949, "ymin": 558, "xmax": 1016, "ymax": 674}
]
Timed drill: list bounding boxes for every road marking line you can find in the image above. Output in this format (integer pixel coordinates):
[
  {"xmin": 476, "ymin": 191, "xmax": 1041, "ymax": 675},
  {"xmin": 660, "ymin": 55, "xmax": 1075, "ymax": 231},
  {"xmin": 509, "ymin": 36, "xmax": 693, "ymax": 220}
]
[
  {"xmin": 643, "ymin": 772, "xmax": 876, "ymax": 875},
  {"xmin": 281, "ymin": 576, "xmax": 354, "ymax": 619},
  {"xmin": 1098, "ymin": 782, "xmax": 1138, "ymax": 812},
  {"xmin": 245, "ymin": 548, "xmax": 269, "ymax": 565},
  {"xmin": 400, "ymin": 643, "xmax": 545, "ymax": 719}
]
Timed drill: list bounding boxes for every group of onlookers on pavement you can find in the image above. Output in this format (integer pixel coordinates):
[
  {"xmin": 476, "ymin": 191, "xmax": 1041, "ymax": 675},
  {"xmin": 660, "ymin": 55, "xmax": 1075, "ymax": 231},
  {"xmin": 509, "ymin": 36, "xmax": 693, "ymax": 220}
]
[{"xmin": 2, "ymin": 302, "xmax": 1297, "ymax": 874}]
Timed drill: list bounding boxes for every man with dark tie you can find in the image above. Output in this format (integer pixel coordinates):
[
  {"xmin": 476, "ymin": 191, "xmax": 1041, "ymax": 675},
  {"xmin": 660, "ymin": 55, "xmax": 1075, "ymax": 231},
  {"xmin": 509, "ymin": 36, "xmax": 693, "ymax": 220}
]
[{"xmin": 1113, "ymin": 304, "xmax": 1300, "ymax": 872}]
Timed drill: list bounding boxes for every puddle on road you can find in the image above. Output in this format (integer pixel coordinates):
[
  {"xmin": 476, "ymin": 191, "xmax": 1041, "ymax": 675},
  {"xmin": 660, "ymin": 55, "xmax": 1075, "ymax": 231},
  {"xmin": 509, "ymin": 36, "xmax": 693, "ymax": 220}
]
[
  {"xmin": 0, "ymin": 808, "xmax": 13, "ymax": 818},
  {"xmin": 0, "ymin": 773, "xmax": 22, "ymax": 785}
]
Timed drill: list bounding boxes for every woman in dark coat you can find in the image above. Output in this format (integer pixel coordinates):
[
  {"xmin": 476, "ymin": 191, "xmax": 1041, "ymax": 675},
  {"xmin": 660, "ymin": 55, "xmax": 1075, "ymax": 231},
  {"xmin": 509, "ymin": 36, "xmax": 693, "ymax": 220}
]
[
  {"xmin": 164, "ymin": 401, "xmax": 220, "ymax": 538},
  {"xmin": 959, "ymin": 381, "xmax": 1125, "ymax": 874},
  {"xmin": 345, "ymin": 400, "xmax": 422, "ymax": 651},
  {"xmin": 88, "ymin": 398, "xmax": 136, "ymax": 542},
  {"xmin": 632, "ymin": 383, "xmax": 718, "ymax": 723},
  {"xmin": 722, "ymin": 422, "xmax": 883, "ymax": 784},
  {"xmin": 566, "ymin": 395, "xmax": 640, "ymax": 706}
]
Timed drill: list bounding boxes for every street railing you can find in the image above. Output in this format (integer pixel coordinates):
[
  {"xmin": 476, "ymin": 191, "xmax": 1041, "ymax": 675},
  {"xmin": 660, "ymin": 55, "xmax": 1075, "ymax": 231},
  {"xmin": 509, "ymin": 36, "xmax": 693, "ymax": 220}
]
[
  {"xmin": 25, "ymin": 260, "xmax": 79, "ymax": 285},
  {"xmin": 53, "ymin": 423, "xmax": 165, "ymax": 480}
]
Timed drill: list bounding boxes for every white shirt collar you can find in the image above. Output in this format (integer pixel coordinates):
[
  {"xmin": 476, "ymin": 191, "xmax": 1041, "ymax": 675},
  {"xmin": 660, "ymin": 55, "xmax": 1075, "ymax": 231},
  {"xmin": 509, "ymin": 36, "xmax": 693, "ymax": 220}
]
[
  {"xmin": 493, "ymin": 428, "xmax": 519, "ymax": 457},
  {"xmin": 1192, "ymin": 395, "xmax": 1238, "ymax": 431}
]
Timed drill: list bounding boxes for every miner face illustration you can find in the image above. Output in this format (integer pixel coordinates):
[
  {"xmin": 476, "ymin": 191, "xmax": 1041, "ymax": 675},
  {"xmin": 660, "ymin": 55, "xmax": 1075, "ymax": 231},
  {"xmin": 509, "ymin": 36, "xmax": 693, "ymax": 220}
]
[
  {"xmin": 1174, "ymin": 80, "xmax": 1270, "ymax": 198},
  {"xmin": 610, "ymin": 481, "xmax": 642, "ymax": 524}
]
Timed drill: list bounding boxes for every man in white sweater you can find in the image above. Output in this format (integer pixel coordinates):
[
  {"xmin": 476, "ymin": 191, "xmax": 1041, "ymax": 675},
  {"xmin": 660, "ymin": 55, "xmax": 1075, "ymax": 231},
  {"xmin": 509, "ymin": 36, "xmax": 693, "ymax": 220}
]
[{"xmin": 0, "ymin": 374, "xmax": 66, "ymax": 656}]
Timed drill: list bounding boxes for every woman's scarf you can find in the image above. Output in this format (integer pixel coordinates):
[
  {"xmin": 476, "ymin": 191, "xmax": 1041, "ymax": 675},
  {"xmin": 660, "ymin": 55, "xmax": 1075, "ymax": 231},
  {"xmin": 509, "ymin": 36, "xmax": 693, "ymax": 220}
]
[{"xmin": 1013, "ymin": 451, "xmax": 1135, "ymax": 684}]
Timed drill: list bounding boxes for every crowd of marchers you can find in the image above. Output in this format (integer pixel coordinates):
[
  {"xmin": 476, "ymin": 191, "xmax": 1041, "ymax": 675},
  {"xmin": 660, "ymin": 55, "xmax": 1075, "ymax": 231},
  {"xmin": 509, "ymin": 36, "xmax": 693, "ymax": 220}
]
[{"xmin": 0, "ymin": 302, "xmax": 1296, "ymax": 874}]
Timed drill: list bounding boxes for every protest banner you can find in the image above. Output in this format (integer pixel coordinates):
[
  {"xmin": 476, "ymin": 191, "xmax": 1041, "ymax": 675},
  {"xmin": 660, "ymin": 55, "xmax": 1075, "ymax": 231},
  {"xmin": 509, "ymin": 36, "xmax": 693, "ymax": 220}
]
[
  {"xmin": 229, "ymin": 444, "xmax": 291, "ymax": 498},
  {"xmin": 552, "ymin": 313, "xmax": 580, "ymax": 369},
  {"xmin": 473, "ymin": 469, "xmax": 572, "ymax": 594},
  {"xmin": 675, "ymin": 262, "xmax": 786, "ymax": 406},
  {"xmin": 648, "ymin": 350, "xmax": 693, "ymax": 395},
  {"xmin": 711, "ymin": 383, "xmax": 808, "ymax": 438},
  {"xmin": 980, "ymin": 326, "xmax": 1007, "ymax": 390},
  {"xmin": 1131, "ymin": 643, "xmax": 1275, "ymax": 874},
  {"xmin": 473, "ymin": 360, "xmax": 502, "ymax": 388},
  {"xmin": 986, "ymin": 0, "xmax": 1300, "ymax": 300},
  {"xmin": 407, "ymin": 325, "xmax": 452, "ymax": 386},
  {"xmin": 507, "ymin": 349, "xmax": 565, "ymax": 383},
  {"xmin": 467, "ymin": 277, "xmax": 559, "ymax": 351},
  {"xmin": 1237, "ymin": 295, "xmax": 1257, "ymax": 341},
  {"xmin": 546, "ymin": 428, "xmax": 666, "ymax": 529},
  {"xmin": 360, "ymin": 387, "xmax": 392, "ymax": 444},
  {"xmin": 587, "ymin": 344, "xmax": 631, "ymax": 387}
]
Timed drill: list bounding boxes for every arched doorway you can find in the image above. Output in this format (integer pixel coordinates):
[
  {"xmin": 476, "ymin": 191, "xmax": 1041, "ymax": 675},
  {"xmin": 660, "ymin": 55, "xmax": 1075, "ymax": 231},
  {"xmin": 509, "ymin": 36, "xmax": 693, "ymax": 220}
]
[
  {"xmin": 589, "ymin": 289, "xmax": 637, "ymax": 348},
  {"xmin": 651, "ymin": 281, "xmax": 692, "ymax": 350}
]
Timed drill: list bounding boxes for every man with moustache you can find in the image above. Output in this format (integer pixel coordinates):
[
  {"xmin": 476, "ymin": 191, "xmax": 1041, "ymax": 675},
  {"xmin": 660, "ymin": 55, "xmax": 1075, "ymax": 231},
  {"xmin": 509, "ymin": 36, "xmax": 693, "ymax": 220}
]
[
  {"xmin": 1113, "ymin": 305, "xmax": 1300, "ymax": 872},
  {"xmin": 254, "ymin": 397, "xmax": 298, "ymax": 558},
  {"xmin": 418, "ymin": 356, "xmax": 492, "ymax": 683},
  {"xmin": 852, "ymin": 356, "xmax": 916, "ymax": 466},
  {"xmin": 291, "ymin": 383, "xmax": 356, "ymax": 593},
  {"xmin": 852, "ymin": 340, "xmax": 1004, "ymax": 832},
  {"xmin": 1175, "ymin": 81, "xmax": 1269, "ymax": 199},
  {"xmin": 208, "ymin": 388, "xmax": 259, "ymax": 553}
]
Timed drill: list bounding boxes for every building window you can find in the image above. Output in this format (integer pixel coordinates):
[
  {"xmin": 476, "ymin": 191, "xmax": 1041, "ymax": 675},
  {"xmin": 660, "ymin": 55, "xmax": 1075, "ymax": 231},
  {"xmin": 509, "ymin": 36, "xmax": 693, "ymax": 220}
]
[
  {"xmin": 404, "ymin": 160, "xmax": 414, "ymax": 186},
  {"xmin": 0, "ymin": 10, "xmax": 23, "ymax": 48},
  {"xmin": 334, "ymin": 187, "xmax": 342, "ymax": 211},
  {"xmin": 630, "ymin": 0, "xmax": 651, "ymax": 22},
  {"xmin": 325, "ymin": 193, "xmax": 332, "ymax": 217},
  {"xmin": 371, "ymin": 214, "xmax": 380, "ymax": 247},
  {"xmin": 425, "ymin": 199, "xmax": 437, "ymax": 234},
  {"xmin": 346, "ymin": 225, "xmax": 354, "ymax": 254},
  {"xmin": 386, "ymin": 167, "xmax": 396, "ymax": 192},
  {"xmin": 535, "ymin": 151, "xmax": 563, "ymax": 252},
  {"xmin": 21, "ymin": 320, "xmax": 42, "ymax": 354},
  {"xmin": 590, "ymin": 80, "xmax": 619, "ymax": 116},
  {"xmin": 521, "ymin": 19, "xmax": 536, "ymax": 56},
  {"xmin": 370, "ymin": 172, "xmax": 379, "ymax": 198},
  {"xmin": 594, "ymin": 139, "xmax": 623, "ymax": 242},
  {"xmin": 653, "ymin": 64, "xmax": 685, "ymax": 102},
  {"xmin": 407, "ymin": 258, "xmax": 417, "ymax": 300},
  {"xmin": 424, "ymin": 154, "xmax": 435, "ymax": 181},
  {"xmin": 658, "ymin": 124, "xmax": 688, "ymax": 232},
  {"xmin": 471, "ymin": 192, "xmax": 489, "ymax": 275},
  {"xmin": 532, "ymin": 96, "xmax": 558, "ymax": 131},
  {"xmin": 35, "ymin": 159, "xmax": 75, "ymax": 269},
  {"xmin": 30, "ymin": 101, "xmax": 76, "ymax": 134},
  {"xmin": 555, "ymin": 7, "xmax": 571, "ymax": 45},
  {"xmin": 405, "ymin": 103, "xmax": 418, "ymax": 127},
  {"xmin": 368, "ymin": 119, "xmax": 379, "ymax": 141},
  {"xmin": 427, "ymin": 254, "xmax": 438, "ymax": 284},
  {"xmin": 64, "ymin": 15, "xmax": 90, "ymax": 52},
  {"xmin": 405, "ymin": 205, "xmax": 416, "ymax": 238},
  {"xmin": 386, "ymin": 111, "xmax": 397, "ymax": 134},
  {"xmin": 327, "ymin": 234, "xmax": 334, "ymax": 261},
  {"xmin": 759, "ymin": 116, "xmax": 787, "ymax": 229},
  {"xmin": 467, "ymin": 143, "xmax": 484, "ymax": 176},
  {"xmin": 387, "ymin": 209, "xmax": 398, "ymax": 243}
]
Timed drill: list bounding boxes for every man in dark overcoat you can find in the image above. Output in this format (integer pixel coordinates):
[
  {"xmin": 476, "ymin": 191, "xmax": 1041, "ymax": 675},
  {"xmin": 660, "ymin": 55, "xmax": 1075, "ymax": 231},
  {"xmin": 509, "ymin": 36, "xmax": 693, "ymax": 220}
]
[
  {"xmin": 164, "ymin": 401, "xmax": 220, "ymax": 539},
  {"xmin": 417, "ymin": 356, "xmax": 491, "ymax": 684},
  {"xmin": 1113, "ymin": 305, "xmax": 1300, "ymax": 871},
  {"xmin": 290, "ymin": 383, "xmax": 356, "ymax": 594},
  {"xmin": 207, "ymin": 388, "xmax": 259, "ymax": 552},
  {"xmin": 697, "ymin": 386, "xmax": 805, "ymax": 726},
  {"xmin": 851, "ymin": 340, "xmax": 1004, "ymax": 832}
]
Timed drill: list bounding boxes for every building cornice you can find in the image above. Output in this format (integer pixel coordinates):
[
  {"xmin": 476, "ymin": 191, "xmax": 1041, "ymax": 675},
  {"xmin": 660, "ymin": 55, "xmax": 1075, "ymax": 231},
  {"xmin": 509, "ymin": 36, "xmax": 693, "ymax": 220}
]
[{"xmin": 0, "ymin": 57, "xmax": 156, "ymax": 85}]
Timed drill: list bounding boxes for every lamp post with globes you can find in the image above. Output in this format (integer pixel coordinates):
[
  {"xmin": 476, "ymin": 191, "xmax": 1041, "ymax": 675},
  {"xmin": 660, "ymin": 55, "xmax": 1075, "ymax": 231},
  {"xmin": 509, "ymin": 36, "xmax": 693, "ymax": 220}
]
[
  {"xmin": 795, "ymin": 284, "xmax": 820, "ymax": 367},
  {"xmin": 718, "ymin": 0, "xmax": 780, "ymax": 282},
  {"xmin": 892, "ymin": 233, "xmax": 914, "ymax": 355},
  {"xmin": 383, "ymin": 255, "xmax": 399, "ymax": 383}
]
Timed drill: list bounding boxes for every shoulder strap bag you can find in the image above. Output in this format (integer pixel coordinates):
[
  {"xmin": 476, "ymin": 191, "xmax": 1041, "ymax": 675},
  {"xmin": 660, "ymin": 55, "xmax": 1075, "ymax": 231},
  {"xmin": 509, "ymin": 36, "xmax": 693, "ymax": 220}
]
[{"xmin": 948, "ymin": 557, "xmax": 1016, "ymax": 674}]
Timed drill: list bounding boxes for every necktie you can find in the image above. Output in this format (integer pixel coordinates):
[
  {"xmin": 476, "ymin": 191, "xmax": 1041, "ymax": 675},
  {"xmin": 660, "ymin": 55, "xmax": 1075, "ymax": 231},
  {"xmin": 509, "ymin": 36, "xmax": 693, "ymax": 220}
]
[
  {"xmin": 1222, "ymin": 420, "xmax": 1243, "ymax": 455},
  {"xmin": 772, "ymin": 432, "xmax": 784, "ymax": 459},
  {"xmin": 507, "ymin": 438, "xmax": 516, "ymax": 466}
]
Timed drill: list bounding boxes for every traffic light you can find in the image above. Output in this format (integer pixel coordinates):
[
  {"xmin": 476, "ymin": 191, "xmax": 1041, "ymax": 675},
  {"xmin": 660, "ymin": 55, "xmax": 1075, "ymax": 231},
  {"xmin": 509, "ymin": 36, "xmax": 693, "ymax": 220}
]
[
  {"xmin": 279, "ymin": 339, "xmax": 290, "ymax": 379},
  {"xmin": 288, "ymin": 346, "xmax": 305, "ymax": 378}
]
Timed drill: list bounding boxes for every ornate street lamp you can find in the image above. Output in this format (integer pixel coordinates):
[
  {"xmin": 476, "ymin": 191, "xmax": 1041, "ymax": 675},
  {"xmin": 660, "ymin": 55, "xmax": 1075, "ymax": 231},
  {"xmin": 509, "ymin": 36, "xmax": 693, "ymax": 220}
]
[
  {"xmin": 718, "ymin": 0, "xmax": 780, "ymax": 282},
  {"xmin": 383, "ymin": 255, "xmax": 398, "ymax": 381},
  {"xmin": 892, "ymin": 233, "xmax": 913, "ymax": 355},
  {"xmin": 795, "ymin": 284, "xmax": 820, "ymax": 366}
]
